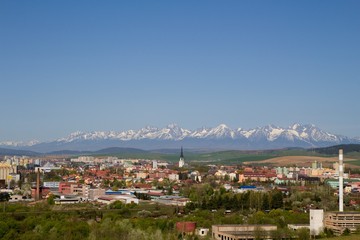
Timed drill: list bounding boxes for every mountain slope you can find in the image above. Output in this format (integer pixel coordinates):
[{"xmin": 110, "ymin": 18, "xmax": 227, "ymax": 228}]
[
  {"xmin": 0, "ymin": 148, "xmax": 40, "ymax": 156},
  {"xmin": 1, "ymin": 123, "xmax": 358, "ymax": 152}
]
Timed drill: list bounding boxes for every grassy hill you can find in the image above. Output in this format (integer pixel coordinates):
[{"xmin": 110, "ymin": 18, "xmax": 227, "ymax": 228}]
[
  {"xmin": 313, "ymin": 144, "xmax": 360, "ymax": 155},
  {"xmin": 4, "ymin": 144, "xmax": 360, "ymax": 167}
]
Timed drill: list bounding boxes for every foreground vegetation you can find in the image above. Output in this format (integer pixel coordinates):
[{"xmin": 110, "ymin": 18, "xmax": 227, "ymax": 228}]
[
  {"xmin": 0, "ymin": 199, "xmax": 307, "ymax": 240},
  {"xmin": 1, "ymin": 198, "xmax": 359, "ymax": 240},
  {"xmin": 323, "ymin": 235, "xmax": 360, "ymax": 240}
]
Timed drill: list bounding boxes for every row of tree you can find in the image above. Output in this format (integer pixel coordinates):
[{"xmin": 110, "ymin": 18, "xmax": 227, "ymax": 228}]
[{"xmin": 182, "ymin": 184, "xmax": 284, "ymax": 212}]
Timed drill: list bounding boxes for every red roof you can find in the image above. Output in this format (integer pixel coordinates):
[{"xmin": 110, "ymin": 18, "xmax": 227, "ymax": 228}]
[{"xmin": 147, "ymin": 192, "xmax": 164, "ymax": 196}]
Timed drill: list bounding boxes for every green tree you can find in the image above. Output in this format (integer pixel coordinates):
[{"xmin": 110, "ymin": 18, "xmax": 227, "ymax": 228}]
[
  {"xmin": 262, "ymin": 193, "xmax": 270, "ymax": 210},
  {"xmin": 342, "ymin": 228, "xmax": 351, "ymax": 236},
  {"xmin": 109, "ymin": 200, "xmax": 124, "ymax": 209},
  {"xmin": 0, "ymin": 192, "xmax": 10, "ymax": 202},
  {"xmin": 323, "ymin": 227, "xmax": 334, "ymax": 238},
  {"xmin": 0, "ymin": 221, "xmax": 9, "ymax": 238},
  {"xmin": 47, "ymin": 194, "xmax": 55, "ymax": 205},
  {"xmin": 271, "ymin": 190, "xmax": 283, "ymax": 209}
]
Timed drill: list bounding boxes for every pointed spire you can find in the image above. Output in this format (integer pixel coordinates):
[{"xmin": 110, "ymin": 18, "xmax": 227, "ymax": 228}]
[{"xmin": 180, "ymin": 146, "xmax": 184, "ymax": 158}]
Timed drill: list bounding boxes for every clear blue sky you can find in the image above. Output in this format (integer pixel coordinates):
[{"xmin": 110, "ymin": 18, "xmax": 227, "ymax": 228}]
[{"xmin": 1, "ymin": 1, "xmax": 359, "ymax": 141}]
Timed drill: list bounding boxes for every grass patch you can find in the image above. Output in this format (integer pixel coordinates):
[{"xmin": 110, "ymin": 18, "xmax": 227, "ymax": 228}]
[{"xmin": 323, "ymin": 234, "xmax": 360, "ymax": 240}]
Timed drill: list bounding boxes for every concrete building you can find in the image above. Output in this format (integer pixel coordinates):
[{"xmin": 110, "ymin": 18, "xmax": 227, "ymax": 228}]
[
  {"xmin": 58, "ymin": 182, "xmax": 90, "ymax": 199},
  {"xmin": 88, "ymin": 188, "xmax": 106, "ymax": 201},
  {"xmin": 9, "ymin": 194, "xmax": 24, "ymax": 202},
  {"xmin": 71, "ymin": 156, "xmax": 95, "ymax": 163},
  {"xmin": 324, "ymin": 211, "xmax": 360, "ymax": 235},
  {"xmin": 152, "ymin": 160, "xmax": 158, "ymax": 170},
  {"xmin": 43, "ymin": 181, "xmax": 60, "ymax": 189},
  {"xmin": 212, "ymin": 224, "xmax": 277, "ymax": 240},
  {"xmin": 310, "ymin": 209, "xmax": 324, "ymax": 235},
  {"xmin": 152, "ymin": 195, "xmax": 190, "ymax": 206},
  {"xmin": 97, "ymin": 194, "xmax": 139, "ymax": 205},
  {"xmin": 36, "ymin": 162, "xmax": 60, "ymax": 173},
  {"xmin": 168, "ymin": 173, "xmax": 179, "ymax": 181},
  {"xmin": 287, "ymin": 224, "xmax": 310, "ymax": 231},
  {"xmin": 196, "ymin": 228, "xmax": 209, "ymax": 237},
  {"xmin": 54, "ymin": 195, "xmax": 82, "ymax": 205}
]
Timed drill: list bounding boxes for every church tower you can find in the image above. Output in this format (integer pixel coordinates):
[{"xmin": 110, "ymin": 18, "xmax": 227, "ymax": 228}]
[{"xmin": 179, "ymin": 147, "xmax": 185, "ymax": 168}]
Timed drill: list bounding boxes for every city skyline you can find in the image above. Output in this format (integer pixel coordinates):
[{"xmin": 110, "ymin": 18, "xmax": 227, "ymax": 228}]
[{"xmin": 1, "ymin": 1, "xmax": 360, "ymax": 141}]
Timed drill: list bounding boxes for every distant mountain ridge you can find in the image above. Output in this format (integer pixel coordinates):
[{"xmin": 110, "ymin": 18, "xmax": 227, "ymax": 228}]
[{"xmin": 1, "ymin": 123, "xmax": 359, "ymax": 152}]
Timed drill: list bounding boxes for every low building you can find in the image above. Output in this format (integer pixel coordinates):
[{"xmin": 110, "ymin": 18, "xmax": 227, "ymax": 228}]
[
  {"xmin": 97, "ymin": 194, "xmax": 139, "ymax": 205},
  {"xmin": 88, "ymin": 188, "xmax": 106, "ymax": 200},
  {"xmin": 58, "ymin": 182, "xmax": 90, "ymax": 198},
  {"xmin": 212, "ymin": 224, "xmax": 277, "ymax": 240},
  {"xmin": 324, "ymin": 211, "xmax": 360, "ymax": 235},
  {"xmin": 242, "ymin": 172, "xmax": 268, "ymax": 182},
  {"xmin": 54, "ymin": 195, "xmax": 82, "ymax": 205},
  {"xmin": 152, "ymin": 195, "xmax": 190, "ymax": 206},
  {"xmin": 235, "ymin": 185, "xmax": 256, "ymax": 193},
  {"xmin": 9, "ymin": 194, "xmax": 24, "ymax": 202},
  {"xmin": 196, "ymin": 228, "xmax": 209, "ymax": 237},
  {"xmin": 168, "ymin": 173, "xmax": 179, "ymax": 181},
  {"xmin": 176, "ymin": 222, "xmax": 196, "ymax": 235},
  {"xmin": 147, "ymin": 191, "xmax": 164, "ymax": 199},
  {"xmin": 43, "ymin": 181, "xmax": 60, "ymax": 189},
  {"xmin": 36, "ymin": 162, "xmax": 60, "ymax": 173},
  {"xmin": 288, "ymin": 224, "xmax": 310, "ymax": 231}
]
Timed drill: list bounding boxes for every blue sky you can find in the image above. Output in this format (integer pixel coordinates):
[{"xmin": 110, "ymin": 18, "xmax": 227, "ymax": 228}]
[{"xmin": 0, "ymin": 1, "xmax": 359, "ymax": 141}]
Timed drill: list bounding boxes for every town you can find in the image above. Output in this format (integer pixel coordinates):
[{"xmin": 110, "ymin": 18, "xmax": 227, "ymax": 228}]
[{"xmin": 1, "ymin": 147, "xmax": 360, "ymax": 239}]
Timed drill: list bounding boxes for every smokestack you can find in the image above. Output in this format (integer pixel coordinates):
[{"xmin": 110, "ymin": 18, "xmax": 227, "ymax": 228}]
[
  {"xmin": 339, "ymin": 149, "xmax": 344, "ymax": 212},
  {"xmin": 36, "ymin": 168, "xmax": 40, "ymax": 201}
]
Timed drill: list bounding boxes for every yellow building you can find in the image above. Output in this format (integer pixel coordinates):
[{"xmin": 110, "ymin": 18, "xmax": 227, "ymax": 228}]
[{"xmin": 0, "ymin": 163, "xmax": 16, "ymax": 184}]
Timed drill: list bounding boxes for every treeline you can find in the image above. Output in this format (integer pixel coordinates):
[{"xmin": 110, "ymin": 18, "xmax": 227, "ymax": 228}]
[
  {"xmin": 313, "ymin": 144, "xmax": 360, "ymax": 155},
  {"xmin": 182, "ymin": 184, "xmax": 284, "ymax": 212},
  {"xmin": 0, "ymin": 210, "xmax": 180, "ymax": 240}
]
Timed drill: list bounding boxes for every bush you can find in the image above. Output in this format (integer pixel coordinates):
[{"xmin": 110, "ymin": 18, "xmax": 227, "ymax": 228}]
[{"xmin": 0, "ymin": 221, "xmax": 9, "ymax": 238}]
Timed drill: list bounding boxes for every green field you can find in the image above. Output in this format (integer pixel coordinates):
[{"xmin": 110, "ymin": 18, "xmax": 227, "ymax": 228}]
[{"xmin": 324, "ymin": 235, "xmax": 360, "ymax": 240}]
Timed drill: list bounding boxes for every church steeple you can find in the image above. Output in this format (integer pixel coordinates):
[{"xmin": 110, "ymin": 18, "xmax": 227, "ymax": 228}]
[
  {"xmin": 179, "ymin": 146, "xmax": 185, "ymax": 168},
  {"xmin": 180, "ymin": 146, "xmax": 184, "ymax": 158}
]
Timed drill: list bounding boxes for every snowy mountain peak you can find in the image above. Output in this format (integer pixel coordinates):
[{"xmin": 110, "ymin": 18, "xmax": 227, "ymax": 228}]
[
  {"xmin": 1, "ymin": 123, "xmax": 358, "ymax": 152},
  {"xmin": 0, "ymin": 140, "xmax": 40, "ymax": 147},
  {"xmin": 217, "ymin": 123, "xmax": 229, "ymax": 129},
  {"xmin": 52, "ymin": 123, "xmax": 353, "ymax": 144},
  {"xmin": 166, "ymin": 123, "xmax": 179, "ymax": 128},
  {"xmin": 290, "ymin": 123, "xmax": 302, "ymax": 130}
]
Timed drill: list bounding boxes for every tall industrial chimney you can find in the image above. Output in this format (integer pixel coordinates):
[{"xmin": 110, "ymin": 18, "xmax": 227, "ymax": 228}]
[
  {"xmin": 339, "ymin": 149, "xmax": 344, "ymax": 212},
  {"xmin": 36, "ymin": 168, "xmax": 40, "ymax": 201}
]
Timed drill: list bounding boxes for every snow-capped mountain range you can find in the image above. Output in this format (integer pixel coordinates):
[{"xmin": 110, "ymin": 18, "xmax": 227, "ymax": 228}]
[{"xmin": 1, "ymin": 123, "xmax": 358, "ymax": 152}]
